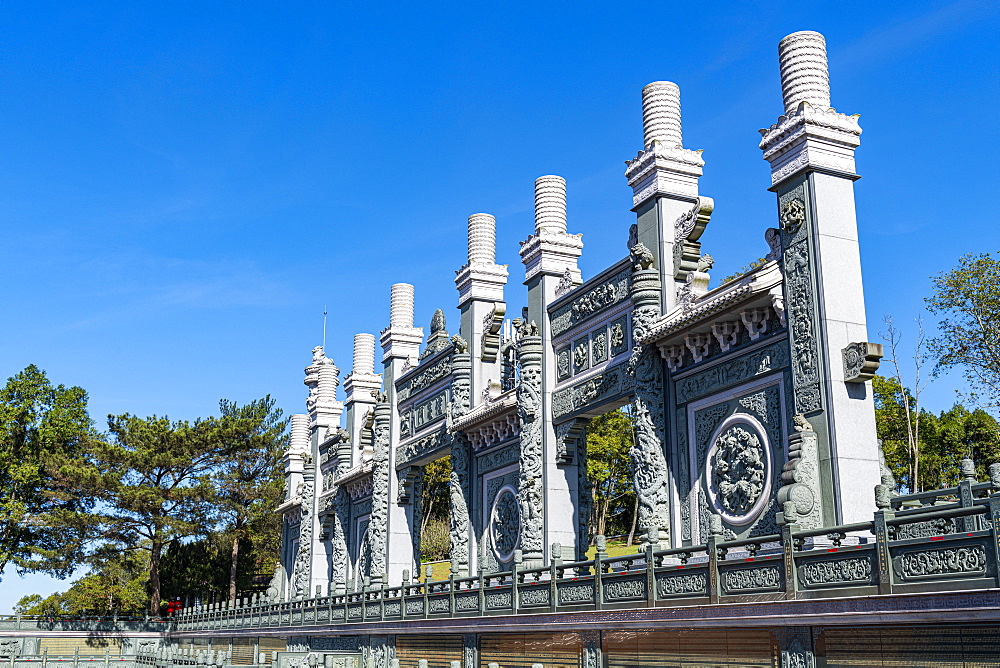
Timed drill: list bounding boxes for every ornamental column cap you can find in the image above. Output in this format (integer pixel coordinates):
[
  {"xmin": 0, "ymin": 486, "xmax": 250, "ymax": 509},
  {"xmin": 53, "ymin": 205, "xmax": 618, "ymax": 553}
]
[
  {"xmin": 390, "ymin": 283, "xmax": 415, "ymax": 329},
  {"xmin": 534, "ymin": 176, "xmax": 567, "ymax": 234},
  {"xmin": 778, "ymin": 31, "xmax": 831, "ymax": 113},
  {"xmin": 467, "ymin": 213, "xmax": 497, "ymax": 265},
  {"xmin": 641, "ymin": 81, "xmax": 682, "ymax": 148}
]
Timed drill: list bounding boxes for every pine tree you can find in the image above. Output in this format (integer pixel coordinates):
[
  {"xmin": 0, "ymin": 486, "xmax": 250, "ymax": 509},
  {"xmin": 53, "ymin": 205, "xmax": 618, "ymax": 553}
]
[{"xmin": 0, "ymin": 365, "xmax": 96, "ymax": 581}]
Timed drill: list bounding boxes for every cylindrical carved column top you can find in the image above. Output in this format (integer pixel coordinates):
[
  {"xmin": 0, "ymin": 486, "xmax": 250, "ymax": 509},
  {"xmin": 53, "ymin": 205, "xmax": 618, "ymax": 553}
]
[
  {"xmin": 468, "ymin": 213, "xmax": 497, "ymax": 265},
  {"xmin": 534, "ymin": 175, "xmax": 567, "ymax": 234},
  {"xmin": 353, "ymin": 333, "xmax": 376, "ymax": 375},
  {"xmin": 778, "ymin": 30, "xmax": 831, "ymax": 113},
  {"xmin": 641, "ymin": 81, "xmax": 682, "ymax": 148},
  {"xmin": 290, "ymin": 413, "xmax": 309, "ymax": 453},
  {"xmin": 390, "ymin": 283, "xmax": 415, "ymax": 329}
]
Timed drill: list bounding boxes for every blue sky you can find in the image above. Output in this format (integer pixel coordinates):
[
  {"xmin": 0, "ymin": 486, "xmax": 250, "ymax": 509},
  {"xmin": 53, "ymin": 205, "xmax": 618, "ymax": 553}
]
[{"xmin": 1, "ymin": 1, "xmax": 997, "ymax": 611}]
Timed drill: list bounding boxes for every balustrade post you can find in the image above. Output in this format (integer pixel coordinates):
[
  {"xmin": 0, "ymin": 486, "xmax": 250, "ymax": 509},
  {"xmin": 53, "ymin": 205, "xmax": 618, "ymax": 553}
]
[
  {"xmin": 512, "ymin": 550, "xmax": 522, "ymax": 614},
  {"xmin": 780, "ymin": 517, "xmax": 800, "ymax": 599},
  {"xmin": 873, "ymin": 484, "xmax": 896, "ymax": 594},
  {"xmin": 645, "ymin": 544, "xmax": 656, "ymax": 607},
  {"xmin": 448, "ymin": 573, "xmax": 456, "ymax": 616},
  {"xmin": 959, "ymin": 458, "xmax": 978, "ymax": 532},
  {"xmin": 706, "ymin": 516, "xmax": 722, "ymax": 604},
  {"xmin": 990, "ymin": 494, "xmax": 1000, "ymax": 588},
  {"xmin": 594, "ymin": 535, "xmax": 606, "ymax": 610},
  {"xmin": 550, "ymin": 542, "xmax": 561, "ymax": 612},
  {"xmin": 477, "ymin": 558, "xmax": 486, "ymax": 616}
]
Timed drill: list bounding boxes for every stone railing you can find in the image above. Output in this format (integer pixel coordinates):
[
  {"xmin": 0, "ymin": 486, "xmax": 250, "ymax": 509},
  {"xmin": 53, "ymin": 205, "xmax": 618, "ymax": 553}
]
[
  {"xmin": 175, "ymin": 476, "xmax": 1000, "ymax": 632},
  {"xmin": 0, "ymin": 616, "xmax": 171, "ymax": 633}
]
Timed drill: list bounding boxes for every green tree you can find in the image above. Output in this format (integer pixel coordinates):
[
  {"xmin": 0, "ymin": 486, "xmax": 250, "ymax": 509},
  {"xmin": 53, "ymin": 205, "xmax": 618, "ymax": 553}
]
[
  {"xmin": 873, "ymin": 375, "xmax": 935, "ymax": 493},
  {"xmin": 215, "ymin": 397, "xmax": 287, "ymax": 603},
  {"xmin": 586, "ymin": 409, "xmax": 636, "ymax": 541},
  {"xmin": 0, "ymin": 365, "xmax": 96, "ymax": 581},
  {"xmin": 89, "ymin": 413, "xmax": 229, "ymax": 615},
  {"xmin": 926, "ymin": 252, "xmax": 1000, "ymax": 411}
]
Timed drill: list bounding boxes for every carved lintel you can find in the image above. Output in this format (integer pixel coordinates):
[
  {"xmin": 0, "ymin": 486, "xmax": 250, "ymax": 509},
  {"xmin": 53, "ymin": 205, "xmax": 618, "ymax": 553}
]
[
  {"xmin": 843, "ymin": 342, "xmax": 883, "ymax": 383},
  {"xmin": 396, "ymin": 465, "xmax": 422, "ymax": 505},
  {"xmin": 480, "ymin": 302, "xmax": 506, "ymax": 363}
]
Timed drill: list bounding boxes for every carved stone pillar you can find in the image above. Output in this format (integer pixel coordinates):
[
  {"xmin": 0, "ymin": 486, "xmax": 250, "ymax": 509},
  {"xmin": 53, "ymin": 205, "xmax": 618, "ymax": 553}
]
[
  {"xmin": 328, "ymin": 486, "xmax": 350, "ymax": 593},
  {"xmin": 448, "ymin": 343, "xmax": 473, "ymax": 576},
  {"xmin": 291, "ymin": 475, "xmax": 314, "ymax": 599},
  {"xmin": 516, "ymin": 333, "xmax": 545, "ymax": 564},
  {"xmin": 367, "ymin": 398, "xmax": 392, "ymax": 585},
  {"xmin": 626, "ymin": 244, "xmax": 671, "ymax": 547},
  {"xmin": 462, "ymin": 634, "xmax": 477, "ymax": 668}
]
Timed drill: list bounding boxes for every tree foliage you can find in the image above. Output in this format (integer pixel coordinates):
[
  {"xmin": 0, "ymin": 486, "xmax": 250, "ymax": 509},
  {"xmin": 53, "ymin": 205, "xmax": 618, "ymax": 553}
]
[
  {"xmin": 586, "ymin": 409, "xmax": 636, "ymax": 541},
  {"xmin": 926, "ymin": 252, "xmax": 1000, "ymax": 411},
  {"xmin": 214, "ymin": 397, "xmax": 287, "ymax": 602},
  {"xmin": 0, "ymin": 365, "xmax": 96, "ymax": 581},
  {"xmin": 874, "ymin": 374, "xmax": 1000, "ymax": 492}
]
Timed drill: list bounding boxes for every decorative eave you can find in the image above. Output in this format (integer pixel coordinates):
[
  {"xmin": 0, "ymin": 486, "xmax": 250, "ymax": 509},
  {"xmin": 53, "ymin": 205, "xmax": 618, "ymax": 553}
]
[
  {"xmin": 275, "ymin": 496, "xmax": 303, "ymax": 515},
  {"xmin": 639, "ymin": 261, "xmax": 784, "ymax": 363},
  {"xmin": 333, "ymin": 461, "xmax": 374, "ymax": 499},
  {"xmin": 450, "ymin": 388, "xmax": 517, "ymax": 435}
]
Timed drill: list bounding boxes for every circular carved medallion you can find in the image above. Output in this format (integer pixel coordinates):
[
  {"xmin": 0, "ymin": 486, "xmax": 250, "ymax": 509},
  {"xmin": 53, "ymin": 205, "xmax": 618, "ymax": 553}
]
[
  {"xmin": 489, "ymin": 486, "xmax": 521, "ymax": 562},
  {"xmin": 705, "ymin": 416, "xmax": 771, "ymax": 525}
]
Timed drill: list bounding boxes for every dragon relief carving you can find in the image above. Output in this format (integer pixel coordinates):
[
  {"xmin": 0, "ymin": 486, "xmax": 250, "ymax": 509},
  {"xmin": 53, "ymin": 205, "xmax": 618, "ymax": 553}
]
[
  {"xmin": 448, "ymin": 435, "xmax": 471, "ymax": 575},
  {"xmin": 366, "ymin": 409, "xmax": 390, "ymax": 581},
  {"xmin": 291, "ymin": 479, "xmax": 314, "ymax": 599},
  {"xmin": 516, "ymin": 337, "xmax": 544, "ymax": 556}
]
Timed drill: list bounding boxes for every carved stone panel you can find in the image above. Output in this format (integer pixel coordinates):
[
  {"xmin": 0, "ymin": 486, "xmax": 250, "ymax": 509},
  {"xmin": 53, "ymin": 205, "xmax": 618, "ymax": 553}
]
[
  {"xmin": 592, "ymin": 328, "xmax": 609, "ymax": 364},
  {"xmin": 720, "ymin": 565, "xmax": 782, "ymax": 594},
  {"xmin": 892, "ymin": 543, "xmax": 989, "ymax": 580},
  {"xmin": 572, "ymin": 336, "xmax": 590, "ymax": 374},
  {"xmin": 656, "ymin": 572, "xmax": 708, "ymax": 597},
  {"xmin": 609, "ymin": 317, "xmax": 628, "ymax": 358},
  {"xmin": 797, "ymin": 555, "xmax": 874, "ymax": 588},
  {"xmin": 602, "ymin": 577, "xmax": 646, "ymax": 601},
  {"xmin": 705, "ymin": 416, "xmax": 771, "ymax": 525},
  {"xmin": 556, "ymin": 347, "xmax": 571, "ymax": 381}
]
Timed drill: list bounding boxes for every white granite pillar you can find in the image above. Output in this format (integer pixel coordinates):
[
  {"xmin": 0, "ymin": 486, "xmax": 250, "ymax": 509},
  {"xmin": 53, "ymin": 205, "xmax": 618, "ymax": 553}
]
[
  {"xmin": 456, "ymin": 213, "xmax": 508, "ymax": 405},
  {"xmin": 380, "ymin": 283, "xmax": 424, "ymax": 585},
  {"xmin": 760, "ymin": 30, "xmax": 878, "ymax": 524}
]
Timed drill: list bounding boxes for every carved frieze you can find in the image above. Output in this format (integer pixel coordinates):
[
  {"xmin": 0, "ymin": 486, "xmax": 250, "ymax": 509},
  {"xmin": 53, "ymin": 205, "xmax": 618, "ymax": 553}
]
[
  {"xmin": 412, "ymin": 389, "xmax": 449, "ymax": 432},
  {"xmin": 894, "ymin": 544, "xmax": 987, "ymax": 579},
  {"xmin": 592, "ymin": 329, "xmax": 609, "ymax": 364},
  {"xmin": 486, "ymin": 592, "xmax": 512, "ymax": 609},
  {"xmin": 657, "ymin": 572, "xmax": 707, "ymax": 596},
  {"xmin": 395, "ymin": 427, "xmax": 447, "ymax": 466},
  {"xmin": 550, "ymin": 267, "xmax": 630, "ymax": 338},
  {"xmin": 722, "ymin": 565, "xmax": 782, "ymax": 593},
  {"xmin": 557, "ymin": 347, "xmax": 571, "ymax": 381},
  {"xmin": 798, "ymin": 556, "xmax": 873, "ymax": 587},
  {"xmin": 676, "ymin": 341, "xmax": 788, "ymax": 404},
  {"xmin": 517, "ymin": 588, "xmax": 549, "ymax": 606},
  {"xmin": 489, "ymin": 485, "xmax": 520, "ymax": 562},
  {"xmin": 707, "ymin": 421, "xmax": 769, "ymax": 521},
  {"xmin": 609, "ymin": 317, "xmax": 628, "ymax": 357},
  {"xmin": 551, "ymin": 362, "xmax": 632, "ymax": 419},
  {"xmin": 603, "ymin": 577, "xmax": 645, "ymax": 600},
  {"xmin": 558, "ymin": 583, "xmax": 595, "ymax": 604},
  {"xmin": 397, "ymin": 357, "xmax": 451, "ymax": 402}
]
